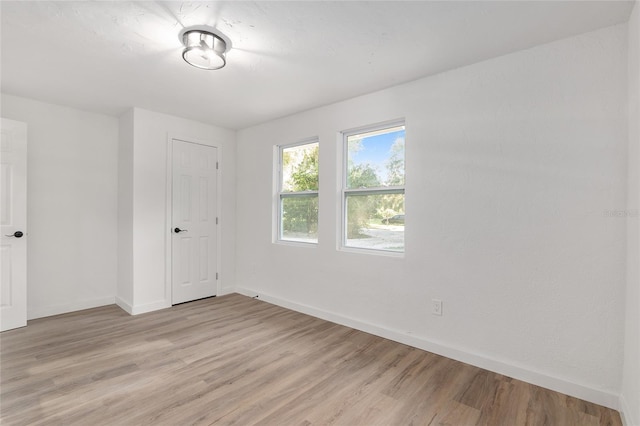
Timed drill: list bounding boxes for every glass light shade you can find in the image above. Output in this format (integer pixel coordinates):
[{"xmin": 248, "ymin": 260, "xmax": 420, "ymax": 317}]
[{"xmin": 181, "ymin": 30, "xmax": 226, "ymax": 70}]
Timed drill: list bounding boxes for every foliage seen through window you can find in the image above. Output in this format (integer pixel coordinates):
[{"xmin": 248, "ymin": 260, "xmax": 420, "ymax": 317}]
[{"xmin": 279, "ymin": 142, "xmax": 319, "ymax": 243}]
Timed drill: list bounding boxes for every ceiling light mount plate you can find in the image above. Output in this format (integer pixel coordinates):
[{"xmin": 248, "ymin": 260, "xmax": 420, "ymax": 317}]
[{"xmin": 178, "ymin": 25, "xmax": 232, "ymax": 70}]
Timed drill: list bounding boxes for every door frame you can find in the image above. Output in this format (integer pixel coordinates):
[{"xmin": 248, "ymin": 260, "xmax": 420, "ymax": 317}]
[{"xmin": 165, "ymin": 134, "xmax": 222, "ymax": 305}]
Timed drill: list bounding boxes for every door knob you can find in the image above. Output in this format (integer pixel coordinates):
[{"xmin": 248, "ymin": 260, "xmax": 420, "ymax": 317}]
[
  {"xmin": 5, "ymin": 231, "xmax": 24, "ymax": 238},
  {"xmin": 174, "ymin": 227, "xmax": 188, "ymax": 233}
]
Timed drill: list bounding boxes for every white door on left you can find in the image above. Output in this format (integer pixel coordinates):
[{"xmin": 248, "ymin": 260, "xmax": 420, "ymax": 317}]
[
  {"xmin": 0, "ymin": 118, "xmax": 27, "ymax": 332},
  {"xmin": 171, "ymin": 139, "xmax": 218, "ymax": 305}
]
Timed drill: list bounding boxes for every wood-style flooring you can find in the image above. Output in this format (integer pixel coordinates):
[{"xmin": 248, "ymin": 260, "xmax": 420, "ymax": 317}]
[{"xmin": 0, "ymin": 294, "xmax": 622, "ymax": 425}]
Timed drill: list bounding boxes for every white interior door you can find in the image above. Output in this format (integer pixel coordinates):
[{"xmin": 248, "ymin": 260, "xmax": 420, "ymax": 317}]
[
  {"xmin": 1, "ymin": 118, "xmax": 27, "ymax": 332},
  {"xmin": 172, "ymin": 139, "xmax": 218, "ymax": 304}
]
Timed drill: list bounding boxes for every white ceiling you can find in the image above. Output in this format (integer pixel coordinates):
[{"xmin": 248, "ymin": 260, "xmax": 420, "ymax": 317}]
[{"xmin": 1, "ymin": 1, "xmax": 635, "ymax": 130}]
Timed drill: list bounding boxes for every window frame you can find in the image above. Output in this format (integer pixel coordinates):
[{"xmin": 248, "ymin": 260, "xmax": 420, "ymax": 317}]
[
  {"xmin": 341, "ymin": 120, "xmax": 405, "ymax": 255},
  {"xmin": 275, "ymin": 138, "xmax": 320, "ymax": 245}
]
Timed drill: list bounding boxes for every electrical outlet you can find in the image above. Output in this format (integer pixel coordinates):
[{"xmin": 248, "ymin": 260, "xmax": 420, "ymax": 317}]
[{"xmin": 432, "ymin": 299, "xmax": 442, "ymax": 316}]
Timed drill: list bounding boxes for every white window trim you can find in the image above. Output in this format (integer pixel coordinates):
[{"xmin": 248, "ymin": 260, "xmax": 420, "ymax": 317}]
[
  {"xmin": 340, "ymin": 120, "xmax": 405, "ymax": 255},
  {"xmin": 274, "ymin": 137, "xmax": 319, "ymax": 246}
]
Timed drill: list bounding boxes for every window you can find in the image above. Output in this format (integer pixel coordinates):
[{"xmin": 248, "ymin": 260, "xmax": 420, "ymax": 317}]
[
  {"xmin": 277, "ymin": 140, "xmax": 319, "ymax": 244},
  {"xmin": 342, "ymin": 122, "xmax": 405, "ymax": 253}
]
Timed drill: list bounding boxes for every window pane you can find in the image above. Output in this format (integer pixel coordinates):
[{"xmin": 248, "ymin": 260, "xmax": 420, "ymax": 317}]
[
  {"xmin": 346, "ymin": 126, "xmax": 404, "ymax": 189},
  {"xmin": 345, "ymin": 193, "xmax": 404, "ymax": 252},
  {"xmin": 281, "ymin": 195, "xmax": 318, "ymax": 243},
  {"xmin": 282, "ymin": 143, "xmax": 319, "ymax": 192}
]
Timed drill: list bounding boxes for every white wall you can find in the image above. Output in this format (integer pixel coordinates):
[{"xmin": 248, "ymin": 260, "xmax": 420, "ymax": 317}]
[
  {"xmin": 622, "ymin": 2, "xmax": 640, "ymax": 425},
  {"xmin": 117, "ymin": 109, "xmax": 134, "ymax": 307},
  {"xmin": 1, "ymin": 94, "xmax": 118, "ymax": 319},
  {"xmin": 117, "ymin": 108, "xmax": 236, "ymax": 314},
  {"xmin": 0, "ymin": 97, "xmax": 236, "ymax": 318},
  {"xmin": 236, "ymin": 24, "xmax": 628, "ymax": 408}
]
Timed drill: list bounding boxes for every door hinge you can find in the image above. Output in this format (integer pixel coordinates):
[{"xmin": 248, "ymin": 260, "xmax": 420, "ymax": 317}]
[
  {"xmin": 216, "ymin": 217, "xmax": 219, "ymax": 225},
  {"xmin": 216, "ymin": 161, "xmax": 219, "ymax": 170},
  {"xmin": 216, "ymin": 272, "xmax": 219, "ymax": 280}
]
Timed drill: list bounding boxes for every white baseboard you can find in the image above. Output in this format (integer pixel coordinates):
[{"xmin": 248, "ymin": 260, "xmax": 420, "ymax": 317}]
[
  {"xmin": 129, "ymin": 299, "xmax": 170, "ymax": 315},
  {"xmin": 217, "ymin": 287, "xmax": 235, "ymax": 296},
  {"xmin": 620, "ymin": 394, "xmax": 628, "ymax": 426},
  {"xmin": 117, "ymin": 292, "xmax": 234, "ymax": 316},
  {"xmin": 235, "ymin": 286, "xmax": 620, "ymax": 411},
  {"xmin": 620, "ymin": 393, "xmax": 638, "ymax": 426},
  {"xmin": 28, "ymin": 297, "xmax": 116, "ymax": 320},
  {"xmin": 115, "ymin": 296, "xmax": 170, "ymax": 315},
  {"xmin": 115, "ymin": 296, "xmax": 133, "ymax": 314}
]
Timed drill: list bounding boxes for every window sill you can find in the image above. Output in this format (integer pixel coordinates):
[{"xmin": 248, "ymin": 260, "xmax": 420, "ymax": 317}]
[
  {"xmin": 274, "ymin": 239, "xmax": 318, "ymax": 248},
  {"xmin": 339, "ymin": 246, "xmax": 404, "ymax": 258}
]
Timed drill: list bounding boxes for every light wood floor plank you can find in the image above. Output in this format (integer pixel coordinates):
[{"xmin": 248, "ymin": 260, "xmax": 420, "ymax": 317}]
[{"xmin": 0, "ymin": 294, "xmax": 622, "ymax": 425}]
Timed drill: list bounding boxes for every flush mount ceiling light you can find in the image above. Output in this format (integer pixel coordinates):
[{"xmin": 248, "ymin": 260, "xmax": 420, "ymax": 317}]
[{"xmin": 178, "ymin": 25, "xmax": 231, "ymax": 70}]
